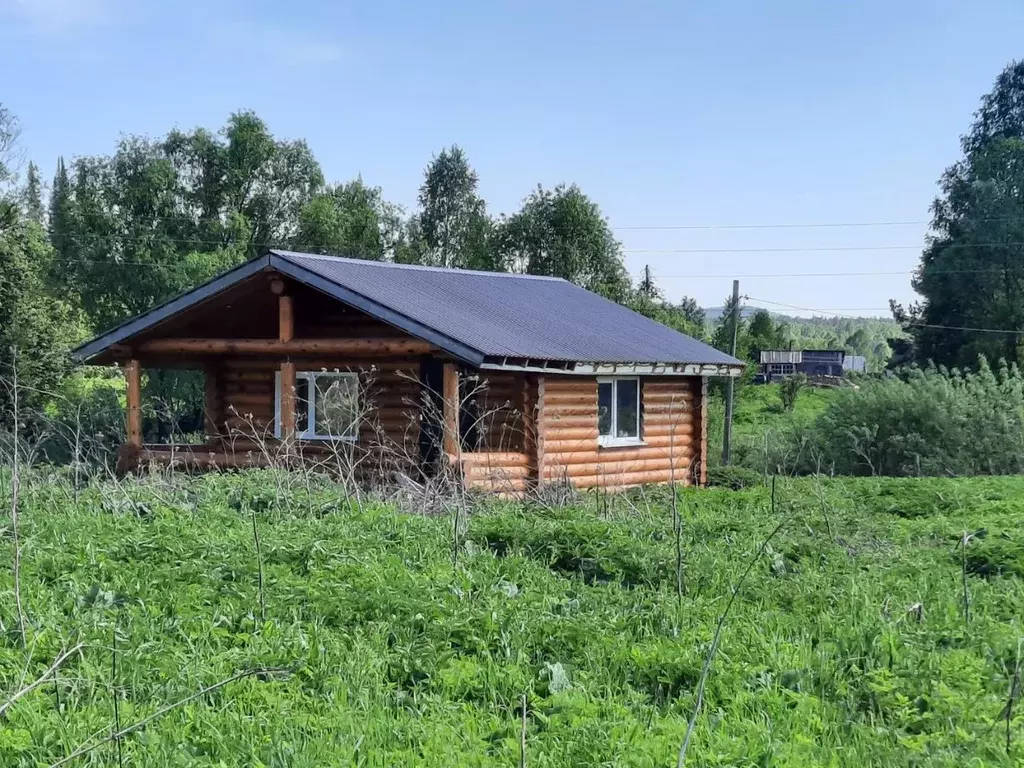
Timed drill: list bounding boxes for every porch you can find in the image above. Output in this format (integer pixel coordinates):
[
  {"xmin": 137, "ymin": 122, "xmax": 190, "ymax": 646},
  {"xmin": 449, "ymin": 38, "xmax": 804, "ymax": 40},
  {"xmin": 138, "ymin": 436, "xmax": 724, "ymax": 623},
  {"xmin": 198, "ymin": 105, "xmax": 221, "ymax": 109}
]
[{"xmin": 115, "ymin": 293, "xmax": 537, "ymax": 493}]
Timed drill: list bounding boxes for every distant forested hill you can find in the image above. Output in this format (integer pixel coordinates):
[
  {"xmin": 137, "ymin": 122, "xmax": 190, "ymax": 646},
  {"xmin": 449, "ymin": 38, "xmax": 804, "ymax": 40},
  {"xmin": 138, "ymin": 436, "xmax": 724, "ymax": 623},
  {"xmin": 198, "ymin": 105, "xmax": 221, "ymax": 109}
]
[
  {"xmin": 703, "ymin": 310, "xmax": 903, "ymax": 371},
  {"xmin": 779, "ymin": 315, "xmax": 902, "ymax": 362}
]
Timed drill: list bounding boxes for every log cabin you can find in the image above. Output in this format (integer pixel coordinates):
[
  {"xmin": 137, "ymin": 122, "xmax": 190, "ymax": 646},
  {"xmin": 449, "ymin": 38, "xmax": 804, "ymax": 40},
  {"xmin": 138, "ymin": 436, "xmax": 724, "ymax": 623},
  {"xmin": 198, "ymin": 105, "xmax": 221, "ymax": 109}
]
[{"xmin": 74, "ymin": 250, "xmax": 744, "ymax": 492}]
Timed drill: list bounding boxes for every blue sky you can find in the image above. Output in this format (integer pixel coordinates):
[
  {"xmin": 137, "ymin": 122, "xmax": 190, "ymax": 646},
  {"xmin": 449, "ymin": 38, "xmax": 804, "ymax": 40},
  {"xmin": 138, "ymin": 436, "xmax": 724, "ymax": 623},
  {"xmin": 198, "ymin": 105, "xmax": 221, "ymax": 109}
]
[{"xmin": 3, "ymin": 0, "xmax": 1023, "ymax": 316}]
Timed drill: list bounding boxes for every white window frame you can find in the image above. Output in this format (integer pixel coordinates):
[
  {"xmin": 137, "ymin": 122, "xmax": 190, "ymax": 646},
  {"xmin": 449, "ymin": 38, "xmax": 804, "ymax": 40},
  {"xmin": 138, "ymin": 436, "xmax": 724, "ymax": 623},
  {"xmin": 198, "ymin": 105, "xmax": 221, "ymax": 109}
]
[
  {"xmin": 597, "ymin": 377, "xmax": 643, "ymax": 448},
  {"xmin": 274, "ymin": 370, "xmax": 359, "ymax": 442}
]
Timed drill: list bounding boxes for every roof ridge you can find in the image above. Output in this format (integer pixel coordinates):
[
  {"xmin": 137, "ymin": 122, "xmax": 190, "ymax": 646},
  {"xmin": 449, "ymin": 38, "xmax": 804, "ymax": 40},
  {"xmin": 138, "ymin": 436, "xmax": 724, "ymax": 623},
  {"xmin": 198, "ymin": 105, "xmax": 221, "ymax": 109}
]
[{"xmin": 269, "ymin": 250, "xmax": 569, "ymax": 282}]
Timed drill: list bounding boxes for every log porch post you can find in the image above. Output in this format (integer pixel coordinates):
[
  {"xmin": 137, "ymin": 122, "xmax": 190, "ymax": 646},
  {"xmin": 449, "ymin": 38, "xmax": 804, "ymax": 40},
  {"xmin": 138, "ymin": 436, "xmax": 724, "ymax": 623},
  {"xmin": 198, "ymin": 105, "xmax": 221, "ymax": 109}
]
[
  {"xmin": 278, "ymin": 294, "xmax": 294, "ymax": 342},
  {"xmin": 698, "ymin": 376, "xmax": 709, "ymax": 487},
  {"xmin": 203, "ymin": 364, "xmax": 223, "ymax": 441},
  {"xmin": 522, "ymin": 375, "xmax": 540, "ymax": 488},
  {"xmin": 535, "ymin": 376, "xmax": 546, "ymax": 486},
  {"xmin": 124, "ymin": 359, "xmax": 142, "ymax": 447},
  {"xmin": 275, "ymin": 280, "xmax": 297, "ymax": 443},
  {"xmin": 280, "ymin": 362, "xmax": 297, "ymax": 442},
  {"xmin": 442, "ymin": 362, "xmax": 460, "ymax": 456}
]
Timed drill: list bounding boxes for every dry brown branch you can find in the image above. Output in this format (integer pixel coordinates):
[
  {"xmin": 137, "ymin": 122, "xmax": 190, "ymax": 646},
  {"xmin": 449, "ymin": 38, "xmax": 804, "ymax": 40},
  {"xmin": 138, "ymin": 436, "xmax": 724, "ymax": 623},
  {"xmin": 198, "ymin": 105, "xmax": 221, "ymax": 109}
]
[
  {"xmin": 1007, "ymin": 639, "xmax": 1022, "ymax": 753},
  {"xmin": 956, "ymin": 530, "xmax": 973, "ymax": 627},
  {"xmin": 519, "ymin": 694, "xmax": 528, "ymax": 768},
  {"xmin": 3, "ymin": 349, "xmax": 27, "ymax": 646},
  {"xmin": 251, "ymin": 502, "xmax": 266, "ymax": 622}
]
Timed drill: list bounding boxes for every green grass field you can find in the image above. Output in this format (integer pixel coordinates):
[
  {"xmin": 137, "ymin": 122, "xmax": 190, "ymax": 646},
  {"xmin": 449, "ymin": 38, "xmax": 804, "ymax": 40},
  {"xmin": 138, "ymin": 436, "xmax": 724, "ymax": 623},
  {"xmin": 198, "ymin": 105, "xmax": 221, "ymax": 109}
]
[
  {"xmin": 734, "ymin": 382, "xmax": 833, "ymax": 433},
  {"xmin": 707, "ymin": 382, "xmax": 834, "ymax": 468},
  {"xmin": 1, "ymin": 470, "xmax": 1022, "ymax": 766}
]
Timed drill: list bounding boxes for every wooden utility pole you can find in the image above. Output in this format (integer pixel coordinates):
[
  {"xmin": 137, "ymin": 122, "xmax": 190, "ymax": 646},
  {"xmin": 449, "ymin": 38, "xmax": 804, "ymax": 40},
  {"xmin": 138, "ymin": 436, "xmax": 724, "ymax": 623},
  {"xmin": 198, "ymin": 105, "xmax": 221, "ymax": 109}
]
[
  {"xmin": 722, "ymin": 279, "xmax": 740, "ymax": 466},
  {"xmin": 641, "ymin": 264, "xmax": 655, "ymax": 297}
]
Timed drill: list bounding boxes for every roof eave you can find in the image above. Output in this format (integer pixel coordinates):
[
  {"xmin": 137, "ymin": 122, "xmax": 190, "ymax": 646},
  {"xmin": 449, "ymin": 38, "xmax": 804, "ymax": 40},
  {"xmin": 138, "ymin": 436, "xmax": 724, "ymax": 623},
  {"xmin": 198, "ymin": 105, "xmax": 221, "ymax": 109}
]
[
  {"xmin": 478, "ymin": 359, "xmax": 745, "ymax": 377},
  {"xmin": 73, "ymin": 251, "xmax": 488, "ymax": 367}
]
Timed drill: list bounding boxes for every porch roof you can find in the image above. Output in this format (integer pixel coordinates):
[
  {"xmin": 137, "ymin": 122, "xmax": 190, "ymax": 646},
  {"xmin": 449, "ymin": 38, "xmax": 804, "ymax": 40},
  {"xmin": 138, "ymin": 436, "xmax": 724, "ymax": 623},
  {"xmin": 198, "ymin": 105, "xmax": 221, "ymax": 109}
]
[{"xmin": 74, "ymin": 250, "xmax": 743, "ymax": 373}]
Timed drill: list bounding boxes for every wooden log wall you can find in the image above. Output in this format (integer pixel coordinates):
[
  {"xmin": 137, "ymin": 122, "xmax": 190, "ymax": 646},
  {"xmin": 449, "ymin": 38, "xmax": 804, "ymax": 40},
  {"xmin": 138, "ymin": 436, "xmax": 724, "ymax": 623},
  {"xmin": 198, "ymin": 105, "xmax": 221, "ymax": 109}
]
[
  {"xmin": 138, "ymin": 338, "xmax": 430, "ymax": 356},
  {"xmin": 696, "ymin": 376, "xmax": 709, "ymax": 487},
  {"xmin": 294, "ymin": 286, "xmax": 411, "ymax": 340},
  {"xmin": 197, "ymin": 289, "xmax": 426, "ymax": 475},
  {"xmin": 473, "ymin": 371, "xmax": 530, "ymax": 453},
  {"xmin": 457, "ymin": 451, "xmax": 532, "ymax": 495},
  {"xmin": 539, "ymin": 376, "xmax": 699, "ymax": 490},
  {"xmin": 214, "ymin": 357, "xmax": 423, "ymax": 476}
]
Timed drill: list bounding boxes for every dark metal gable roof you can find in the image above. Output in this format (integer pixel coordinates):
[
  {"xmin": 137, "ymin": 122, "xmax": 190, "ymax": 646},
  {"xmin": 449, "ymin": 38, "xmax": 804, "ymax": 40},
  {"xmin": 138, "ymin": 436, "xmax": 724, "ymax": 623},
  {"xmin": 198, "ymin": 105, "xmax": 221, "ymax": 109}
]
[
  {"xmin": 271, "ymin": 251, "xmax": 739, "ymax": 366},
  {"xmin": 75, "ymin": 250, "xmax": 742, "ymax": 368}
]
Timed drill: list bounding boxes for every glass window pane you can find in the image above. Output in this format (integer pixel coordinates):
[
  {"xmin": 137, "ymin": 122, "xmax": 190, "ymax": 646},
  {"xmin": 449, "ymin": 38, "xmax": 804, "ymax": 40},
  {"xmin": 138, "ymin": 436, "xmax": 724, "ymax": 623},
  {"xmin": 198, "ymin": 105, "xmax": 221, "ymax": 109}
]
[
  {"xmin": 314, "ymin": 375, "xmax": 358, "ymax": 438},
  {"xmin": 615, "ymin": 379, "xmax": 639, "ymax": 438},
  {"xmin": 295, "ymin": 377, "xmax": 310, "ymax": 433},
  {"xmin": 598, "ymin": 382, "xmax": 613, "ymax": 436}
]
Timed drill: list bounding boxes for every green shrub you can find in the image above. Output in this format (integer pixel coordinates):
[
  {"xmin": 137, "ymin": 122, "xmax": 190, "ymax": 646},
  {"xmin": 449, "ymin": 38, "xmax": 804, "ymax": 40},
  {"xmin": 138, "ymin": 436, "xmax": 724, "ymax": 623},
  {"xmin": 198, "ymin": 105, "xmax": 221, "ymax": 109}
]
[
  {"xmin": 779, "ymin": 373, "xmax": 808, "ymax": 412},
  {"xmin": 964, "ymin": 535, "xmax": 1024, "ymax": 579},
  {"xmin": 38, "ymin": 370, "xmax": 125, "ymax": 465},
  {"xmin": 706, "ymin": 465, "xmax": 762, "ymax": 490},
  {"xmin": 762, "ymin": 360, "xmax": 1024, "ymax": 477}
]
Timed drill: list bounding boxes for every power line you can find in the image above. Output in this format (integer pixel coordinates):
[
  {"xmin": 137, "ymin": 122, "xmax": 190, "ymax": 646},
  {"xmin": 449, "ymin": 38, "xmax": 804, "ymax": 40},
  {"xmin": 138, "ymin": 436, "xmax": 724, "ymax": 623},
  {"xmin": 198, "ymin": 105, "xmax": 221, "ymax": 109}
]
[
  {"xmin": 31, "ymin": 230, "xmax": 1024, "ymax": 255},
  {"xmin": 0, "ymin": 251, "xmax": 1020, "ymax": 283},
  {"xmin": 625, "ymin": 243, "xmax": 1024, "ymax": 254},
  {"xmin": 744, "ymin": 296, "xmax": 886, "ymax": 319},
  {"xmin": 615, "ymin": 219, "xmax": 935, "ymax": 231},
  {"xmin": 654, "ymin": 270, "xmax": 917, "ymax": 279},
  {"xmin": 651, "ymin": 268, "xmax": 1024, "ymax": 280},
  {"xmin": 617, "ymin": 216, "xmax": 1024, "ymax": 231},
  {"xmin": 15, "ymin": 211, "xmax": 943, "ymax": 231},
  {"xmin": 777, "ymin": 306, "xmax": 893, "ymax": 312},
  {"xmin": 29, "ymin": 202, "xmax": 1024, "ymax": 231},
  {"xmin": 901, "ymin": 321, "xmax": 1024, "ymax": 335}
]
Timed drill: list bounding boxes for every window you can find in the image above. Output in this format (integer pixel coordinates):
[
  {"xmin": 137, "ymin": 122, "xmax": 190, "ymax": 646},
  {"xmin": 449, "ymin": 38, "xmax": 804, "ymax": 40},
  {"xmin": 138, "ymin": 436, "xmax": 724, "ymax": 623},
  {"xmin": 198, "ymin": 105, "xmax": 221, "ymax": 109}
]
[
  {"xmin": 597, "ymin": 378, "xmax": 641, "ymax": 447},
  {"xmin": 275, "ymin": 371, "xmax": 359, "ymax": 441},
  {"xmin": 768, "ymin": 363, "xmax": 795, "ymax": 376}
]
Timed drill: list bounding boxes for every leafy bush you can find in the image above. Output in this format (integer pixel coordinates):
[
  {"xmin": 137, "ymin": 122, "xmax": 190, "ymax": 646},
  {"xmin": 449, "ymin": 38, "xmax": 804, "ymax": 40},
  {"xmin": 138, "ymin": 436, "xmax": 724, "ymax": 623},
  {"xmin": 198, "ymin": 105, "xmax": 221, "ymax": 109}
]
[
  {"xmin": 706, "ymin": 383, "xmax": 833, "ymax": 475},
  {"xmin": 39, "ymin": 370, "xmax": 125, "ymax": 465},
  {"xmin": 794, "ymin": 360, "xmax": 1024, "ymax": 476},
  {"xmin": 734, "ymin": 361, "xmax": 1024, "ymax": 477},
  {"xmin": 706, "ymin": 465, "xmax": 762, "ymax": 490},
  {"xmin": 963, "ymin": 534, "xmax": 1024, "ymax": 579},
  {"xmin": 778, "ymin": 373, "xmax": 807, "ymax": 412}
]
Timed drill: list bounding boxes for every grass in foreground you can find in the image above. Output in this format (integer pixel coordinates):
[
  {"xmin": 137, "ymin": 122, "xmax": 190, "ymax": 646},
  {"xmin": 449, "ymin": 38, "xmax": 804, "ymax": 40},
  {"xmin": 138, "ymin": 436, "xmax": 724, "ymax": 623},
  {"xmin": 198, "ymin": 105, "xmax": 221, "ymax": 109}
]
[
  {"xmin": 0, "ymin": 471, "xmax": 1022, "ymax": 766},
  {"xmin": 707, "ymin": 382, "xmax": 838, "ymax": 473},
  {"xmin": 709, "ymin": 380, "xmax": 833, "ymax": 444}
]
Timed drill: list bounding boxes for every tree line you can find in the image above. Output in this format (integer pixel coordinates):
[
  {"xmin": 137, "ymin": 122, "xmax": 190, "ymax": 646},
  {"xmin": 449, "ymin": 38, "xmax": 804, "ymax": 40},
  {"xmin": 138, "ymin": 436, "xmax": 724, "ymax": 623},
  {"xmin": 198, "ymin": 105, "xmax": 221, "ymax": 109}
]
[
  {"xmin": 43, "ymin": 114, "xmax": 650, "ymax": 331},
  {"xmin": 51, "ymin": 113, "xmax": 693, "ymax": 313},
  {"xmin": 893, "ymin": 59, "xmax": 1024, "ymax": 370}
]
